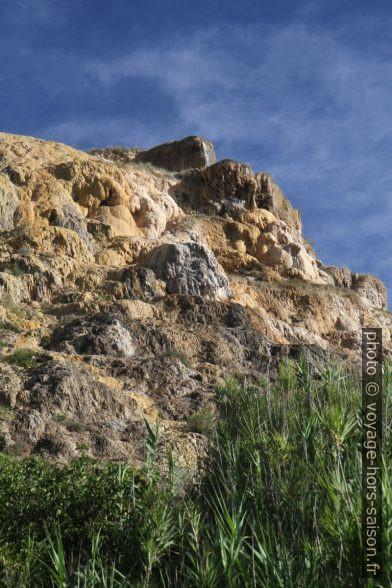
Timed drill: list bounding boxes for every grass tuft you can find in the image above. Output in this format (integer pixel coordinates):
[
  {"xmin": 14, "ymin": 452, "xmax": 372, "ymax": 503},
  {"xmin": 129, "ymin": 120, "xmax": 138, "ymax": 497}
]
[
  {"xmin": 2, "ymin": 348, "xmax": 38, "ymax": 369},
  {"xmin": 0, "ymin": 357, "xmax": 390, "ymax": 586}
]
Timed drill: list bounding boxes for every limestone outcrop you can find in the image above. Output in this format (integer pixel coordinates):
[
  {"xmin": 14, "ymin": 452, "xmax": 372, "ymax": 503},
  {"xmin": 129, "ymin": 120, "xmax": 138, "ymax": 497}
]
[
  {"xmin": 176, "ymin": 160, "xmax": 301, "ymax": 232},
  {"xmin": 135, "ymin": 136, "xmax": 216, "ymax": 171},
  {"xmin": 0, "ymin": 130, "xmax": 390, "ymax": 468},
  {"xmin": 139, "ymin": 242, "xmax": 231, "ymax": 299}
]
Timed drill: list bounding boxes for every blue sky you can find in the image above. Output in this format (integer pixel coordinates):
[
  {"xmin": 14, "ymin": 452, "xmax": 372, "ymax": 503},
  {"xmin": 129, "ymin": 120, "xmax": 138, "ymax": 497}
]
[{"xmin": 1, "ymin": 0, "xmax": 392, "ymax": 301}]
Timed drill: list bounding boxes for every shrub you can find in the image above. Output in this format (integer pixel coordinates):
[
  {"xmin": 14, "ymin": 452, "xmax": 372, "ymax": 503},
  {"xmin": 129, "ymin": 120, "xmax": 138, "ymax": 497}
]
[
  {"xmin": 186, "ymin": 406, "xmax": 216, "ymax": 438},
  {"xmin": 7, "ymin": 225, "xmax": 34, "ymax": 244},
  {"xmin": 76, "ymin": 442, "xmax": 89, "ymax": 454},
  {"xmin": 0, "ymin": 321, "xmax": 23, "ymax": 334},
  {"xmin": 2, "ymin": 349, "xmax": 38, "ymax": 369},
  {"xmin": 0, "ymin": 294, "xmax": 28, "ymax": 320},
  {"xmin": 162, "ymin": 349, "xmax": 191, "ymax": 367},
  {"xmin": 0, "ymin": 405, "xmax": 13, "ymax": 422},
  {"xmin": 65, "ymin": 419, "xmax": 86, "ymax": 433},
  {"xmin": 5, "ymin": 436, "xmax": 30, "ymax": 457},
  {"xmin": 0, "ymin": 358, "xmax": 390, "ymax": 586},
  {"xmin": 2, "ymin": 263, "xmax": 25, "ymax": 277}
]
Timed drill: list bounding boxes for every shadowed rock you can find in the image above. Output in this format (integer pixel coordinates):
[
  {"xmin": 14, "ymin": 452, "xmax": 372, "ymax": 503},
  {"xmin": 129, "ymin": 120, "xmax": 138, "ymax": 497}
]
[
  {"xmin": 175, "ymin": 159, "xmax": 301, "ymax": 232},
  {"xmin": 50, "ymin": 313, "xmax": 136, "ymax": 356},
  {"xmin": 50, "ymin": 204, "xmax": 94, "ymax": 253},
  {"xmin": 135, "ymin": 136, "xmax": 216, "ymax": 171}
]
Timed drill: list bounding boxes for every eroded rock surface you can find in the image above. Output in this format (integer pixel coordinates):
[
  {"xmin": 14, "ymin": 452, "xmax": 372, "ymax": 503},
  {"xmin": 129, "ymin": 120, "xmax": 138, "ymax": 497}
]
[
  {"xmin": 0, "ymin": 130, "xmax": 389, "ymax": 470},
  {"xmin": 139, "ymin": 242, "xmax": 231, "ymax": 299},
  {"xmin": 135, "ymin": 136, "xmax": 216, "ymax": 171}
]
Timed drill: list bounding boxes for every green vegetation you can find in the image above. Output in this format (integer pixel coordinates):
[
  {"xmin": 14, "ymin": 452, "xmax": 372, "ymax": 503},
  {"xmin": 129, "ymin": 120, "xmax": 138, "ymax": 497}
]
[
  {"xmin": 0, "ymin": 294, "xmax": 28, "ymax": 320},
  {"xmin": 2, "ymin": 262, "xmax": 25, "ymax": 277},
  {"xmin": 2, "ymin": 348, "xmax": 38, "ymax": 369},
  {"xmin": 0, "ymin": 405, "xmax": 13, "ymax": 422},
  {"xmin": 0, "ymin": 357, "xmax": 390, "ymax": 586},
  {"xmin": 7, "ymin": 225, "xmax": 34, "ymax": 244},
  {"xmin": 0, "ymin": 320, "xmax": 23, "ymax": 334},
  {"xmin": 94, "ymin": 290, "xmax": 113, "ymax": 303},
  {"xmin": 186, "ymin": 405, "xmax": 216, "ymax": 438},
  {"xmin": 162, "ymin": 349, "xmax": 191, "ymax": 367}
]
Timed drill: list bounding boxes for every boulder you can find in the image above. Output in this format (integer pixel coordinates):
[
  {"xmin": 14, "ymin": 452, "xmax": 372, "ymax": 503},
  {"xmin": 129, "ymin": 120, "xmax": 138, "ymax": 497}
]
[
  {"xmin": 176, "ymin": 160, "xmax": 301, "ymax": 232},
  {"xmin": 102, "ymin": 266, "xmax": 164, "ymax": 302},
  {"xmin": 352, "ymin": 273, "xmax": 387, "ymax": 310},
  {"xmin": 323, "ymin": 265, "xmax": 387, "ymax": 309},
  {"xmin": 323, "ymin": 265, "xmax": 353, "ymax": 288},
  {"xmin": 135, "ymin": 136, "xmax": 216, "ymax": 171},
  {"xmin": 50, "ymin": 204, "xmax": 94, "ymax": 253},
  {"xmin": 139, "ymin": 242, "xmax": 231, "ymax": 300},
  {"xmin": 178, "ymin": 160, "xmax": 257, "ymax": 215},
  {"xmin": 117, "ymin": 266, "xmax": 164, "ymax": 301},
  {"xmin": 50, "ymin": 313, "xmax": 136, "ymax": 356}
]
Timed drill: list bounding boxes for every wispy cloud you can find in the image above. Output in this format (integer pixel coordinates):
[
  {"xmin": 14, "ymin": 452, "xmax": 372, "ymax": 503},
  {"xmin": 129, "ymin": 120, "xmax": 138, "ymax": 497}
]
[
  {"xmin": 86, "ymin": 22, "xmax": 392, "ymax": 193},
  {"xmin": 10, "ymin": 0, "xmax": 68, "ymax": 21},
  {"xmin": 37, "ymin": 20, "xmax": 392, "ymax": 292},
  {"xmin": 39, "ymin": 117, "xmax": 166, "ymax": 151}
]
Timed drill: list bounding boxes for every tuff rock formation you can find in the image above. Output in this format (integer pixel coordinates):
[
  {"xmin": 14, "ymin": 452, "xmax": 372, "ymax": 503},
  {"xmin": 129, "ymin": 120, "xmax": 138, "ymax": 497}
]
[
  {"xmin": 135, "ymin": 135, "xmax": 216, "ymax": 171},
  {"xmin": 139, "ymin": 241, "xmax": 231, "ymax": 299},
  {"xmin": 0, "ymin": 131, "xmax": 390, "ymax": 472}
]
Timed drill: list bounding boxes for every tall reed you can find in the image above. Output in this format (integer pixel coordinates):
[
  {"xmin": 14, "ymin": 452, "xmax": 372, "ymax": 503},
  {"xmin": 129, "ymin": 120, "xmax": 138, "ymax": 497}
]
[{"xmin": 0, "ymin": 357, "xmax": 390, "ymax": 586}]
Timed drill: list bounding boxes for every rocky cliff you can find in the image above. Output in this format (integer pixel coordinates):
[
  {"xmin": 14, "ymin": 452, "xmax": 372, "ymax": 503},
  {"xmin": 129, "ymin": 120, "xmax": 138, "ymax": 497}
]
[{"xmin": 0, "ymin": 132, "xmax": 390, "ymax": 469}]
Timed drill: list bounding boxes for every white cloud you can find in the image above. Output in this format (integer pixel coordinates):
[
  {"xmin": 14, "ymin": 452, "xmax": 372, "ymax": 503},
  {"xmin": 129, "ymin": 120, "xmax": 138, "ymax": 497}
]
[
  {"xmin": 27, "ymin": 0, "xmax": 51, "ymax": 18},
  {"xmin": 39, "ymin": 117, "xmax": 166, "ymax": 151},
  {"xmin": 88, "ymin": 23, "xmax": 392, "ymax": 163},
  {"xmin": 47, "ymin": 21, "xmax": 392, "ymax": 288},
  {"xmin": 9, "ymin": 0, "xmax": 65, "ymax": 20}
]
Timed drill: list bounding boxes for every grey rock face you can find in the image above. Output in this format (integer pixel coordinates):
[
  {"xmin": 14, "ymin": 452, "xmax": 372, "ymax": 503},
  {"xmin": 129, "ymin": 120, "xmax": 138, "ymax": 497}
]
[
  {"xmin": 140, "ymin": 242, "xmax": 231, "ymax": 300},
  {"xmin": 352, "ymin": 273, "xmax": 387, "ymax": 310},
  {"xmin": 50, "ymin": 313, "xmax": 136, "ymax": 356},
  {"xmin": 50, "ymin": 204, "xmax": 94, "ymax": 253},
  {"xmin": 322, "ymin": 265, "xmax": 387, "ymax": 309},
  {"xmin": 178, "ymin": 160, "xmax": 256, "ymax": 215},
  {"xmin": 135, "ymin": 136, "xmax": 216, "ymax": 171},
  {"xmin": 23, "ymin": 359, "xmax": 135, "ymax": 420},
  {"xmin": 323, "ymin": 266, "xmax": 353, "ymax": 289},
  {"xmin": 118, "ymin": 266, "xmax": 163, "ymax": 301},
  {"xmin": 0, "ymin": 177, "xmax": 19, "ymax": 231},
  {"xmin": 175, "ymin": 161, "xmax": 301, "ymax": 233},
  {"xmin": 0, "ymin": 364, "xmax": 23, "ymax": 409}
]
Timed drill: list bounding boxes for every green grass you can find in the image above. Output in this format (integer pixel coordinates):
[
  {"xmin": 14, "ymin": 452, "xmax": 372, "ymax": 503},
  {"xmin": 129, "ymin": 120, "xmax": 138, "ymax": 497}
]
[
  {"xmin": 2, "ymin": 348, "xmax": 38, "ymax": 369},
  {"xmin": 0, "ymin": 295, "xmax": 28, "ymax": 320},
  {"xmin": 0, "ymin": 357, "xmax": 390, "ymax": 586},
  {"xmin": 186, "ymin": 406, "xmax": 216, "ymax": 438},
  {"xmin": 2, "ymin": 263, "xmax": 25, "ymax": 277},
  {"xmin": 162, "ymin": 350, "xmax": 191, "ymax": 367},
  {"xmin": 6, "ymin": 225, "xmax": 34, "ymax": 244},
  {"xmin": 0, "ymin": 321, "xmax": 23, "ymax": 334},
  {"xmin": 0, "ymin": 405, "xmax": 13, "ymax": 422}
]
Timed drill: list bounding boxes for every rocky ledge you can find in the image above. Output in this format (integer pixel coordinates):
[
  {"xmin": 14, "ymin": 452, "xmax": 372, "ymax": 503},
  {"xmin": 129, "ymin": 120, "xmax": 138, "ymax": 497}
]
[{"xmin": 0, "ymin": 131, "xmax": 390, "ymax": 471}]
